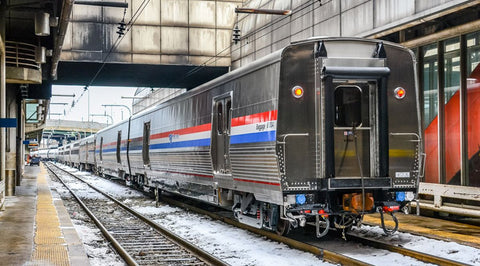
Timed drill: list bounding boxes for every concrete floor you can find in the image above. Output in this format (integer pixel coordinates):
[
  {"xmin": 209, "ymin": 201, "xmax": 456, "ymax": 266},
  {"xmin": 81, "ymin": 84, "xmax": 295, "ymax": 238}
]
[
  {"xmin": 0, "ymin": 165, "xmax": 90, "ymax": 265},
  {"xmin": 0, "ymin": 166, "xmax": 37, "ymax": 265}
]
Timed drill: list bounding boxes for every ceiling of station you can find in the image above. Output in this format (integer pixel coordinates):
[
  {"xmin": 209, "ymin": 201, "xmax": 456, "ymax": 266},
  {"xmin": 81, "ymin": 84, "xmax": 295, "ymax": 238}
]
[
  {"xmin": 3, "ymin": 0, "xmax": 64, "ymax": 78},
  {"xmin": 55, "ymin": 61, "xmax": 229, "ymax": 89}
]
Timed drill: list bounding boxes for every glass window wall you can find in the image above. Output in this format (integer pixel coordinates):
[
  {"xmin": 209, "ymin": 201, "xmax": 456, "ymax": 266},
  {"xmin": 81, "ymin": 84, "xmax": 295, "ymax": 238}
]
[
  {"xmin": 467, "ymin": 32, "xmax": 480, "ymax": 187},
  {"xmin": 423, "ymin": 43, "xmax": 439, "ymax": 184},
  {"xmin": 421, "ymin": 31, "xmax": 480, "ymax": 187},
  {"xmin": 443, "ymin": 37, "xmax": 461, "ymax": 185}
]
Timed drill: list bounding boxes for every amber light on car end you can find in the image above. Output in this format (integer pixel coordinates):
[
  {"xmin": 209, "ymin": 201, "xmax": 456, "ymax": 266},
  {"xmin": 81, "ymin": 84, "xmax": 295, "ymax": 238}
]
[
  {"xmin": 394, "ymin": 87, "xmax": 406, "ymax": 99},
  {"xmin": 292, "ymin": 86, "xmax": 304, "ymax": 98}
]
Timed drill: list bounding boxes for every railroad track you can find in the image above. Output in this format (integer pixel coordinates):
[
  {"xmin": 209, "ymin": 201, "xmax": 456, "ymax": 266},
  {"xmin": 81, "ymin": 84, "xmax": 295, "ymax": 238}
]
[
  {"xmin": 159, "ymin": 195, "xmax": 469, "ymax": 266},
  {"xmin": 49, "ymin": 163, "xmax": 470, "ymax": 266},
  {"xmin": 45, "ymin": 162, "xmax": 226, "ymax": 266}
]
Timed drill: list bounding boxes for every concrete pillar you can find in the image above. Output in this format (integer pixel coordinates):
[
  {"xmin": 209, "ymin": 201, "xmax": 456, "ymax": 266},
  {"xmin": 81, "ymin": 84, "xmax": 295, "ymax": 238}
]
[
  {"xmin": 5, "ymin": 170, "xmax": 14, "ymax": 195},
  {"xmin": 0, "ymin": 1, "xmax": 6, "ymax": 208},
  {"xmin": 6, "ymin": 85, "xmax": 17, "ymax": 193},
  {"xmin": 16, "ymin": 96, "xmax": 23, "ymax": 186}
]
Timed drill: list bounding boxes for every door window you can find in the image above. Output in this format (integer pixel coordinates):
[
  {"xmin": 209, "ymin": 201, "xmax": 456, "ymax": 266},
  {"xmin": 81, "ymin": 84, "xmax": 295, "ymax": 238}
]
[
  {"xmin": 99, "ymin": 137, "xmax": 103, "ymax": 161},
  {"xmin": 143, "ymin": 122, "xmax": 150, "ymax": 165},
  {"xmin": 225, "ymin": 99, "xmax": 232, "ymax": 134},
  {"xmin": 334, "ymin": 86, "xmax": 362, "ymax": 127},
  {"xmin": 217, "ymin": 101, "xmax": 223, "ymax": 135},
  {"xmin": 117, "ymin": 131, "xmax": 122, "ymax": 163}
]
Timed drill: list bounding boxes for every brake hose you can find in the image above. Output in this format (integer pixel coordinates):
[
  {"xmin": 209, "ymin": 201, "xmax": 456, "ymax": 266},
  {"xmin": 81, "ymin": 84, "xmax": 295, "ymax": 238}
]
[{"xmin": 352, "ymin": 124, "xmax": 365, "ymax": 215}]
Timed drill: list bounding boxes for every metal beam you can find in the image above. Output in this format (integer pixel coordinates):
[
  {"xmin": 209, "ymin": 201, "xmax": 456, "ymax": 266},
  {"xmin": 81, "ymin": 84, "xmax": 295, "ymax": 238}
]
[
  {"xmin": 52, "ymin": 94, "xmax": 75, "ymax": 97},
  {"xmin": 74, "ymin": 1, "xmax": 128, "ymax": 8},
  {"xmin": 401, "ymin": 20, "xmax": 480, "ymax": 48},
  {"xmin": 235, "ymin": 7, "xmax": 291, "ymax": 15},
  {"xmin": 51, "ymin": 0, "xmax": 74, "ymax": 79},
  {"xmin": 102, "ymin": 104, "xmax": 131, "ymax": 116},
  {"xmin": 365, "ymin": 0, "xmax": 480, "ymax": 39}
]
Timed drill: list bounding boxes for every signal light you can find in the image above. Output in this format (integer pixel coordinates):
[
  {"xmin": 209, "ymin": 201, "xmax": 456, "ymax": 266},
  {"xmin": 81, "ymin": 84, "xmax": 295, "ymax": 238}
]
[
  {"xmin": 394, "ymin": 87, "xmax": 406, "ymax": 99},
  {"xmin": 382, "ymin": 205, "xmax": 400, "ymax": 213},
  {"xmin": 318, "ymin": 209, "xmax": 329, "ymax": 217},
  {"xmin": 292, "ymin": 86, "xmax": 304, "ymax": 98}
]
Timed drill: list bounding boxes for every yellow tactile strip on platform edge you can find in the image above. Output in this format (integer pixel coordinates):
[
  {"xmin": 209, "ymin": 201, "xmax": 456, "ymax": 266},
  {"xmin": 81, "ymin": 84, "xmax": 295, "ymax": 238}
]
[{"xmin": 31, "ymin": 164, "xmax": 70, "ymax": 266}]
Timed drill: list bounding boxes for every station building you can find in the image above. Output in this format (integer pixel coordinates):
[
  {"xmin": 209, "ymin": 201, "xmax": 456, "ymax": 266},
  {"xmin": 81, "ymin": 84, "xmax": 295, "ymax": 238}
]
[{"xmin": 233, "ymin": 0, "xmax": 480, "ymax": 189}]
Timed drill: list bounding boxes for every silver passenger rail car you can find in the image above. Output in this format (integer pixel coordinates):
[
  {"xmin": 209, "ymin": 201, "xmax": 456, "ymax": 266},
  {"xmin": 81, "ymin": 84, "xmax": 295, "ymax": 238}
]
[
  {"xmin": 79, "ymin": 135, "xmax": 95, "ymax": 171},
  {"xmin": 95, "ymin": 119, "xmax": 130, "ymax": 179},
  {"xmin": 70, "ymin": 141, "xmax": 80, "ymax": 168},
  {"xmin": 57, "ymin": 145, "xmax": 64, "ymax": 163},
  {"xmin": 63, "ymin": 143, "xmax": 72, "ymax": 166},
  {"xmin": 88, "ymin": 37, "xmax": 422, "ymax": 238},
  {"xmin": 47, "ymin": 148, "xmax": 58, "ymax": 162}
]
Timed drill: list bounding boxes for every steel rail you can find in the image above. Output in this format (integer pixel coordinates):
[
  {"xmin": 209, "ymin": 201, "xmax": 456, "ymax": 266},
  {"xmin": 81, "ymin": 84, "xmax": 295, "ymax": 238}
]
[
  {"xmin": 51, "ymin": 162, "xmax": 466, "ymax": 265},
  {"xmin": 159, "ymin": 196, "xmax": 369, "ymax": 266},
  {"xmin": 47, "ymin": 163, "xmax": 227, "ymax": 266},
  {"xmin": 45, "ymin": 164, "xmax": 138, "ymax": 266},
  {"xmin": 160, "ymin": 195, "xmax": 470, "ymax": 266},
  {"xmin": 345, "ymin": 233, "xmax": 468, "ymax": 266}
]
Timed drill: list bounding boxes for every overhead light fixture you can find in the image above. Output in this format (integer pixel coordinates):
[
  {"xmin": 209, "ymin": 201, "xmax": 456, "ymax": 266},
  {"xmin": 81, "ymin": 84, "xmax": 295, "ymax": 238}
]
[
  {"xmin": 35, "ymin": 12, "xmax": 50, "ymax": 36},
  {"xmin": 35, "ymin": 46, "xmax": 46, "ymax": 63}
]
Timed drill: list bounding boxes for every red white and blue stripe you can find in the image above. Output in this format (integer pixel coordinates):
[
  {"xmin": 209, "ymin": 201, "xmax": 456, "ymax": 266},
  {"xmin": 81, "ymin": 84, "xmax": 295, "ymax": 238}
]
[
  {"xmin": 144, "ymin": 110, "xmax": 277, "ymax": 151},
  {"xmin": 101, "ymin": 110, "xmax": 278, "ymax": 152}
]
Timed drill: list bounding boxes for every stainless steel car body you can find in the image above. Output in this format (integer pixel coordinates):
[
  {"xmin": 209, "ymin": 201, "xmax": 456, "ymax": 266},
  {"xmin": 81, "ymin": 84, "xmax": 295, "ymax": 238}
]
[
  {"xmin": 79, "ymin": 135, "xmax": 95, "ymax": 170},
  {"xmin": 94, "ymin": 120, "xmax": 130, "ymax": 178},
  {"xmin": 70, "ymin": 141, "xmax": 80, "ymax": 167},
  {"xmin": 60, "ymin": 38, "xmax": 422, "ymax": 235}
]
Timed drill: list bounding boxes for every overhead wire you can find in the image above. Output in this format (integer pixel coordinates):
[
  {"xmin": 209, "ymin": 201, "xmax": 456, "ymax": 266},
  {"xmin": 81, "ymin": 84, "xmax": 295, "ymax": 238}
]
[
  {"xmin": 66, "ymin": 0, "xmax": 151, "ymax": 115},
  {"xmin": 70, "ymin": 0, "xmax": 328, "ymax": 113},
  {"xmin": 172, "ymin": 0, "xmax": 332, "ymax": 86}
]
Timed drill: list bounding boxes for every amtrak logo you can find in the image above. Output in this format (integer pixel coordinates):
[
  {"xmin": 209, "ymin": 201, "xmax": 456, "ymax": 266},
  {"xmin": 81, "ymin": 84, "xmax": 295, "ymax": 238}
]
[{"xmin": 169, "ymin": 134, "xmax": 180, "ymax": 143}]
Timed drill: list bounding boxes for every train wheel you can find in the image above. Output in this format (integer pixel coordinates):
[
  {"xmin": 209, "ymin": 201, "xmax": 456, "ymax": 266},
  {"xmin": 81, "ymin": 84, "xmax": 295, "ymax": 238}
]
[{"xmin": 276, "ymin": 219, "xmax": 291, "ymax": 236}]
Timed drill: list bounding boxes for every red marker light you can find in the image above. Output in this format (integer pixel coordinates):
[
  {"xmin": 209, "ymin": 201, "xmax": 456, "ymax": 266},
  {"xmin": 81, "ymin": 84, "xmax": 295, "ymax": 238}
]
[
  {"xmin": 382, "ymin": 205, "xmax": 400, "ymax": 213},
  {"xmin": 318, "ymin": 209, "xmax": 329, "ymax": 217},
  {"xmin": 292, "ymin": 86, "xmax": 304, "ymax": 98},
  {"xmin": 394, "ymin": 87, "xmax": 406, "ymax": 99}
]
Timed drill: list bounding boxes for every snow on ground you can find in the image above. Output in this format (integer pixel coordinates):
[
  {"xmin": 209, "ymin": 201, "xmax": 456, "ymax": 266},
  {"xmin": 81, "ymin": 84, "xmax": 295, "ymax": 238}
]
[
  {"xmin": 48, "ymin": 175, "xmax": 126, "ymax": 266},
  {"xmin": 133, "ymin": 205, "xmax": 331, "ymax": 266},
  {"xmin": 58, "ymin": 166, "xmax": 144, "ymax": 199},
  {"xmin": 51, "ymin": 164, "xmax": 480, "ymax": 266},
  {"xmin": 71, "ymin": 222, "xmax": 126, "ymax": 266},
  {"xmin": 52, "ymin": 165, "xmax": 332, "ymax": 265},
  {"xmin": 351, "ymin": 225, "xmax": 480, "ymax": 265}
]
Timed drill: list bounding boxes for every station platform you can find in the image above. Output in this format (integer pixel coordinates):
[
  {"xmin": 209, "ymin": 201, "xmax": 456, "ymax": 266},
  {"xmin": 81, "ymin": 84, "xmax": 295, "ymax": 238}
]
[
  {"xmin": 363, "ymin": 212, "xmax": 480, "ymax": 248},
  {"xmin": 0, "ymin": 164, "xmax": 90, "ymax": 265}
]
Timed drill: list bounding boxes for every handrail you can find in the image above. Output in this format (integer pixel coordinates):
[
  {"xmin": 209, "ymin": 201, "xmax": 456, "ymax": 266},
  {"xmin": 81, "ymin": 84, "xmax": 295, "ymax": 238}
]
[
  {"xmin": 5, "ymin": 41, "xmax": 40, "ymax": 70},
  {"xmin": 390, "ymin": 132, "xmax": 421, "ymax": 142},
  {"xmin": 277, "ymin": 133, "xmax": 309, "ymax": 144}
]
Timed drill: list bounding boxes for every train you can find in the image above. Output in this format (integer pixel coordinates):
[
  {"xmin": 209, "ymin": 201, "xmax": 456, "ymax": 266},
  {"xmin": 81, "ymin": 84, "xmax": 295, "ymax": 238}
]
[{"xmin": 53, "ymin": 37, "xmax": 423, "ymax": 237}]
